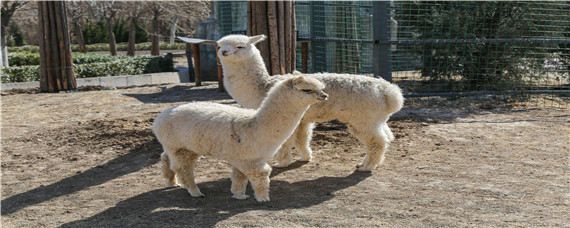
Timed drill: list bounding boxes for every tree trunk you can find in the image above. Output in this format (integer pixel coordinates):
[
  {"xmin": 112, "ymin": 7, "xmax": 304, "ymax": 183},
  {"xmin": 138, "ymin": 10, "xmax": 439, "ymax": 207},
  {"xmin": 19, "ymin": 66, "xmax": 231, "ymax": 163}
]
[
  {"xmin": 247, "ymin": 1, "xmax": 296, "ymax": 75},
  {"xmin": 106, "ymin": 18, "xmax": 117, "ymax": 56},
  {"xmin": 151, "ymin": 15, "xmax": 160, "ymax": 56},
  {"xmin": 1, "ymin": 7, "xmax": 14, "ymax": 67},
  {"xmin": 38, "ymin": 1, "xmax": 77, "ymax": 92},
  {"xmin": 73, "ymin": 22, "xmax": 87, "ymax": 53},
  {"xmin": 127, "ymin": 17, "xmax": 136, "ymax": 56},
  {"xmin": 1, "ymin": 26, "xmax": 8, "ymax": 67},
  {"xmin": 169, "ymin": 16, "xmax": 178, "ymax": 44}
]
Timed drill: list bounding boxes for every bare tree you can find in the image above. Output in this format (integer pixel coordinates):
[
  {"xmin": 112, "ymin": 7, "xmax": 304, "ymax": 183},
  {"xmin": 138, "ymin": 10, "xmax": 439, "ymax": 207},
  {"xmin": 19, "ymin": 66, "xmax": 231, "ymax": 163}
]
[
  {"xmin": 164, "ymin": 1, "xmax": 210, "ymax": 37},
  {"xmin": 144, "ymin": 1, "xmax": 210, "ymax": 54},
  {"xmin": 145, "ymin": 2, "xmax": 166, "ymax": 56},
  {"xmin": 1, "ymin": 0, "xmax": 29, "ymax": 66},
  {"xmin": 125, "ymin": 2, "xmax": 144, "ymax": 56},
  {"xmin": 89, "ymin": 1, "xmax": 120, "ymax": 56},
  {"xmin": 67, "ymin": 1, "xmax": 87, "ymax": 53},
  {"xmin": 169, "ymin": 16, "xmax": 178, "ymax": 44}
]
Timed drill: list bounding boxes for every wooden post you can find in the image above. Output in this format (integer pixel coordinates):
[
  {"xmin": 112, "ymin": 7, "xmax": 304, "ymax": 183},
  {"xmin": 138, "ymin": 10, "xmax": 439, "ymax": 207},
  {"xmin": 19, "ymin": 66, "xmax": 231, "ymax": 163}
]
[
  {"xmin": 191, "ymin": 44, "xmax": 202, "ymax": 86},
  {"xmin": 216, "ymin": 45, "xmax": 225, "ymax": 92},
  {"xmin": 301, "ymin": 42, "xmax": 308, "ymax": 73},
  {"xmin": 185, "ymin": 43, "xmax": 195, "ymax": 82},
  {"xmin": 247, "ymin": 1, "xmax": 297, "ymax": 75},
  {"xmin": 38, "ymin": 1, "xmax": 76, "ymax": 92}
]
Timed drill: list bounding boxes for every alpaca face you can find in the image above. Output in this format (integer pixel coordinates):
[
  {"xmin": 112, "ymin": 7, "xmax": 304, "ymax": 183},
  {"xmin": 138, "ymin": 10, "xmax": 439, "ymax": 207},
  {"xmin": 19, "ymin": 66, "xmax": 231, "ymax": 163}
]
[
  {"xmin": 217, "ymin": 35, "xmax": 266, "ymax": 63},
  {"xmin": 290, "ymin": 76, "xmax": 329, "ymax": 105}
]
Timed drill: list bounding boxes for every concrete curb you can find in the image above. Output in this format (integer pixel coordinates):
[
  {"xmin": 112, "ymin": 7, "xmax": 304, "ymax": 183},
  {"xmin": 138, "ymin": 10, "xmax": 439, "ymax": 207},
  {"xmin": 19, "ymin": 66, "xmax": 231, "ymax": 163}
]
[{"xmin": 1, "ymin": 71, "xmax": 190, "ymax": 91}]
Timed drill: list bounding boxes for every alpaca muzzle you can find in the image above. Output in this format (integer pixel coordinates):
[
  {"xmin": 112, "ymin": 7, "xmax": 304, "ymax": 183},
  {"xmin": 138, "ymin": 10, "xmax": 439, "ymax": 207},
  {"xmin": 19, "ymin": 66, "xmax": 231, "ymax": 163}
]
[{"xmin": 318, "ymin": 92, "xmax": 329, "ymax": 101}]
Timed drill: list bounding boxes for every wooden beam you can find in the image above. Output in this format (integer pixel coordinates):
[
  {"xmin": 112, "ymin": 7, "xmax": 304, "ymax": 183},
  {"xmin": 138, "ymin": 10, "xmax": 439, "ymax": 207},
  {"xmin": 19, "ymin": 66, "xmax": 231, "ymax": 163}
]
[
  {"xmin": 216, "ymin": 45, "xmax": 225, "ymax": 92},
  {"xmin": 267, "ymin": 1, "xmax": 279, "ymax": 75},
  {"xmin": 301, "ymin": 42, "xmax": 308, "ymax": 73},
  {"xmin": 278, "ymin": 1, "xmax": 285, "ymax": 74},
  {"xmin": 191, "ymin": 43, "xmax": 202, "ymax": 86}
]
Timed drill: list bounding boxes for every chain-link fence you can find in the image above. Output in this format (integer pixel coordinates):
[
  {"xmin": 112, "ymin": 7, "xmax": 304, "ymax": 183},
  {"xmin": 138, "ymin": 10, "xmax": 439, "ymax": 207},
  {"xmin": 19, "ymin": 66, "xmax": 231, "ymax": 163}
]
[{"xmin": 217, "ymin": 1, "xmax": 569, "ymax": 108}]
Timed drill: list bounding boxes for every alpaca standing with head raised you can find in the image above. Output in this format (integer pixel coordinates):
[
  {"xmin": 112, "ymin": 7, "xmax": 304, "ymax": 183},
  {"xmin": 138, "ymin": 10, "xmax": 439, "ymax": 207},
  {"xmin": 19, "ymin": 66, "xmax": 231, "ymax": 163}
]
[
  {"xmin": 217, "ymin": 34, "xmax": 404, "ymax": 171},
  {"xmin": 153, "ymin": 76, "xmax": 328, "ymax": 202}
]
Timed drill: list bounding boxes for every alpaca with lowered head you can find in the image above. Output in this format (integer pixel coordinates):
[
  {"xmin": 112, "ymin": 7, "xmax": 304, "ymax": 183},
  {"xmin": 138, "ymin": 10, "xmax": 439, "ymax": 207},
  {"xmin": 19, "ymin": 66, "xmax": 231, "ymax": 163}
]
[
  {"xmin": 217, "ymin": 34, "xmax": 404, "ymax": 171},
  {"xmin": 153, "ymin": 76, "xmax": 328, "ymax": 202}
]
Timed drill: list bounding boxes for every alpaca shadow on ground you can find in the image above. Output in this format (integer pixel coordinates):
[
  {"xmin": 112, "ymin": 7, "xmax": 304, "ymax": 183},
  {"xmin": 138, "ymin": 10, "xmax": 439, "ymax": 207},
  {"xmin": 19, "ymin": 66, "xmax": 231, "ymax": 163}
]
[
  {"xmin": 270, "ymin": 161, "xmax": 309, "ymax": 177},
  {"xmin": 60, "ymin": 170, "xmax": 372, "ymax": 227},
  {"xmin": 0, "ymin": 140, "xmax": 162, "ymax": 216},
  {"xmin": 124, "ymin": 84, "xmax": 234, "ymax": 104}
]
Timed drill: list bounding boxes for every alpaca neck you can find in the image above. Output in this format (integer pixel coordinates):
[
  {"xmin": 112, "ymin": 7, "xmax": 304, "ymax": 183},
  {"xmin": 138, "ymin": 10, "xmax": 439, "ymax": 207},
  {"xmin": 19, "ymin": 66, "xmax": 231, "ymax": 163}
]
[
  {"xmin": 252, "ymin": 87, "xmax": 309, "ymax": 147},
  {"xmin": 222, "ymin": 54, "xmax": 272, "ymax": 108}
]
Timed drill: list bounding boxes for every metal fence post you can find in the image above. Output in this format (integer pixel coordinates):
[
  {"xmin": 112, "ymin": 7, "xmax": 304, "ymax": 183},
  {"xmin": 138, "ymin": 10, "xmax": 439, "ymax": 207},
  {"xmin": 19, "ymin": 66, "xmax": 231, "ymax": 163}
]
[
  {"xmin": 373, "ymin": 1, "xmax": 392, "ymax": 82},
  {"xmin": 310, "ymin": 1, "xmax": 327, "ymax": 73}
]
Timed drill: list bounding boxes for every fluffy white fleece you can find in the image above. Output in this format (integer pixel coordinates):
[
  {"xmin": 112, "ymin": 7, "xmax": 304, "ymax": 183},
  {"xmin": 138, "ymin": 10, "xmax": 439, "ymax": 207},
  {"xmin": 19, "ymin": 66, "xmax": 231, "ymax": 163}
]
[
  {"xmin": 153, "ymin": 76, "xmax": 328, "ymax": 202},
  {"xmin": 217, "ymin": 34, "xmax": 404, "ymax": 171}
]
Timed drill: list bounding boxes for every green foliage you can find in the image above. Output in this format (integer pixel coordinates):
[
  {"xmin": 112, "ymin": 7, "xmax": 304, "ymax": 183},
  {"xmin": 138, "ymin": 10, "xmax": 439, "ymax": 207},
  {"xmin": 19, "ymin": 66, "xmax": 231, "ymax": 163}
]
[
  {"xmin": 7, "ymin": 46, "xmax": 39, "ymax": 53},
  {"xmin": 7, "ymin": 52, "xmax": 40, "ymax": 66},
  {"xmin": 394, "ymin": 1, "xmax": 570, "ymax": 91},
  {"xmin": 7, "ymin": 21, "xmax": 26, "ymax": 47},
  {"xmin": 8, "ymin": 42, "xmax": 185, "ymax": 53},
  {"xmin": 1, "ymin": 54, "xmax": 175, "ymax": 83},
  {"xmin": 0, "ymin": 65, "xmax": 39, "ymax": 83},
  {"xmin": 113, "ymin": 19, "xmax": 129, "ymax": 43},
  {"xmin": 83, "ymin": 19, "xmax": 109, "ymax": 44},
  {"xmin": 135, "ymin": 21, "xmax": 149, "ymax": 43}
]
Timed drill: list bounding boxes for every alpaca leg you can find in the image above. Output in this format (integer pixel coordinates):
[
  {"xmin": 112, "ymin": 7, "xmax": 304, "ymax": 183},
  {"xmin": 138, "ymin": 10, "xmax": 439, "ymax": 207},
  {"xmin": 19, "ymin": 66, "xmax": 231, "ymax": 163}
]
[
  {"xmin": 274, "ymin": 136, "xmax": 295, "ymax": 168},
  {"xmin": 160, "ymin": 152, "xmax": 177, "ymax": 187},
  {"xmin": 230, "ymin": 166, "xmax": 249, "ymax": 200},
  {"xmin": 170, "ymin": 149, "xmax": 203, "ymax": 197},
  {"xmin": 295, "ymin": 122, "xmax": 315, "ymax": 161},
  {"xmin": 348, "ymin": 123, "xmax": 389, "ymax": 172},
  {"xmin": 383, "ymin": 123, "xmax": 395, "ymax": 142},
  {"xmin": 245, "ymin": 163, "xmax": 272, "ymax": 202}
]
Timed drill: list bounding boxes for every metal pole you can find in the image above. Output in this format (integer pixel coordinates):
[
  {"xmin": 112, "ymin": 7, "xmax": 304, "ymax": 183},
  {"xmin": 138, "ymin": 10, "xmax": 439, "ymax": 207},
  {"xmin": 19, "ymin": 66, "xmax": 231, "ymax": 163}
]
[
  {"xmin": 310, "ymin": 1, "xmax": 326, "ymax": 73},
  {"xmin": 373, "ymin": 1, "xmax": 392, "ymax": 82}
]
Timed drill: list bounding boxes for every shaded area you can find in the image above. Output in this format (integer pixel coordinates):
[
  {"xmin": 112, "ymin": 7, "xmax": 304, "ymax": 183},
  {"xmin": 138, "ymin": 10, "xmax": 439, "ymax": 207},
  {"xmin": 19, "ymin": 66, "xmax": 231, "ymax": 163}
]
[
  {"xmin": 60, "ymin": 171, "xmax": 372, "ymax": 227},
  {"xmin": 1, "ymin": 117, "xmax": 162, "ymax": 216},
  {"xmin": 1, "ymin": 140, "xmax": 161, "ymax": 216},
  {"xmin": 123, "ymin": 84, "xmax": 233, "ymax": 104}
]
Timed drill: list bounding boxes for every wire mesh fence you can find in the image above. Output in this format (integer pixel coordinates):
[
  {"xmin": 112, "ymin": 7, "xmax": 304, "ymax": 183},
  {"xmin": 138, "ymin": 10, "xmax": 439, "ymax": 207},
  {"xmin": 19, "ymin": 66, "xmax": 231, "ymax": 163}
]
[{"xmin": 217, "ymin": 1, "xmax": 569, "ymax": 108}]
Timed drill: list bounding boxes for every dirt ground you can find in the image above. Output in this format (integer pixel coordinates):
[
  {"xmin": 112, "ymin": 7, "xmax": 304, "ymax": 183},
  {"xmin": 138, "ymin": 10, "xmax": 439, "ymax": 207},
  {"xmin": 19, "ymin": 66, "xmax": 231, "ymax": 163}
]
[{"xmin": 1, "ymin": 81, "xmax": 568, "ymax": 227}]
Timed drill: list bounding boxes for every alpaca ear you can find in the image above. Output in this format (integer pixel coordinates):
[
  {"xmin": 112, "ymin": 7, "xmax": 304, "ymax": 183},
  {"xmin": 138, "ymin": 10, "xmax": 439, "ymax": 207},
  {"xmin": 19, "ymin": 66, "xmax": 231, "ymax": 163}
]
[
  {"xmin": 287, "ymin": 77, "xmax": 297, "ymax": 89},
  {"xmin": 249, "ymin": 35, "xmax": 267, "ymax": 45},
  {"xmin": 293, "ymin": 75, "xmax": 305, "ymax": 83},
  {"xmin": 291, "ymin": 76, "xmax": 306, "ymax": 88}
]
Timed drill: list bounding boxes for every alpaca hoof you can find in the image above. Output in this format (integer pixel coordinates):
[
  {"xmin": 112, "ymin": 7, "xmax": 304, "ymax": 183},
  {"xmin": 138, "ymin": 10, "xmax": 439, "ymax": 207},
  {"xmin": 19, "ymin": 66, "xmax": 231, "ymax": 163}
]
[
  {"xmin": 255, "ymin": 195, "xmax": 270, "ymax": 202},
  {"xmin": 188, "ymin": 189, "xmax": 204, "ymax": 197},
  {"xmin": 232, "ymin": 194, "xmax": 250, "ymax": 200},
  {"xmin": 299, "ymin": 155, "xmax": 312, "ymax": 162},
  {"xmin": 273, "ymin": 161, "xmax": 292, "ymax": 168},
  {"xmin": 356, "ymin": 165, "xmax": 376, "ymax": 172},
  {"xmin": 273, "ymin": 163, "xmax": 289, "ymax": 168},
  {"xmin": 164, "ymin": 179, "xmax": 178, "ymax": 187}
]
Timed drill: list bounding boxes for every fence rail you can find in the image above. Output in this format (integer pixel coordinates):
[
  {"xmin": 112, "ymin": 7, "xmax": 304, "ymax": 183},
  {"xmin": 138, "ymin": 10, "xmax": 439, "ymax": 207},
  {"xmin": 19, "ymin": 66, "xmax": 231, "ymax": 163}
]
[{"xmin": 218, "ymin": 1, "xmax": 569, "ymax": 108}]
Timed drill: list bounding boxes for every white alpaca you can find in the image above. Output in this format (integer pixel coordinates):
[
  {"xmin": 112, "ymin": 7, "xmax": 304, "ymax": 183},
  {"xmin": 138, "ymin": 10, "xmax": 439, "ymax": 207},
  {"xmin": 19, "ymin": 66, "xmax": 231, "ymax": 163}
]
[
  {"xmin": 153, "ymin": 76, "xmax": 328, "ymax": 202},
  {"xmin": 217, "ymin": 34, "xmax": 404, "ymax": 171}
]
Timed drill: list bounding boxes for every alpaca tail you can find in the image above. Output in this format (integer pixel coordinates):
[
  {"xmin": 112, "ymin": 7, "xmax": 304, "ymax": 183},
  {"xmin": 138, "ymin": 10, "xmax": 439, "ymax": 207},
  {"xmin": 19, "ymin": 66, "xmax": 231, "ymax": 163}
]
[{"xmin": 382, "ymin": 81, "xmax": 405, "ymax": 115}]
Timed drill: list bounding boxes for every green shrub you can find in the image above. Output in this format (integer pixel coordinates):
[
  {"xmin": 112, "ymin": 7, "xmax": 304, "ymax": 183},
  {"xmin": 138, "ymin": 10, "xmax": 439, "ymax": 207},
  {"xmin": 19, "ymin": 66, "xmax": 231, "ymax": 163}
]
[
  {"xmin": 7, "ymin": 53, "xmax": 40, "ymax": 66},
  {"xmin": 9, "ymin": 53, "xmax": 122, "ymax": 66},
  {"xmin": 7, "ymin": 46, "xmax": 39, "ymax": 53},
  {"xmin": 1, "ymin": 65, "xmax": 40, "ymax": 83},
  {"xmin": 72, "ymin": 53, "xmax": 117, "ymax": 64},
  {"xmin": 9, "ymin": 42, "xmax": 186, "ymax": 54},
  {"xmin": 1, "ymin": 55, "xmax": 174, "ymax": 83}
]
